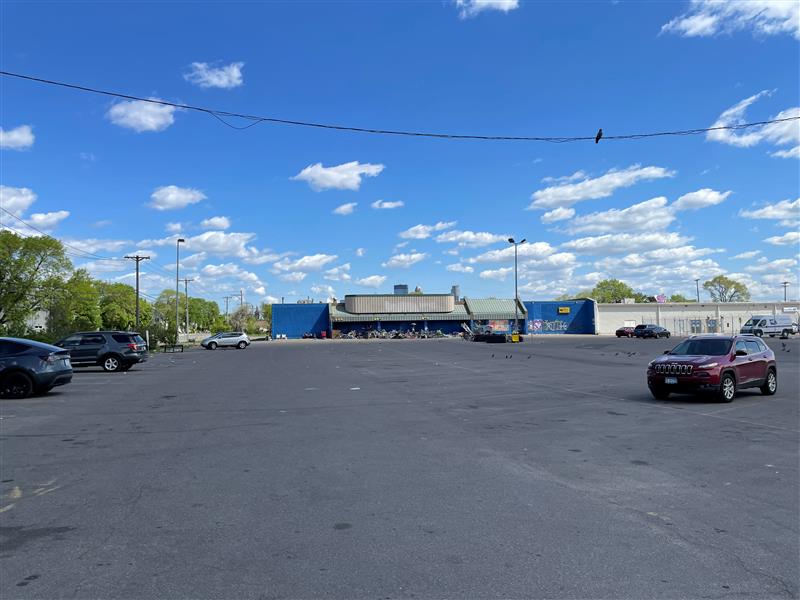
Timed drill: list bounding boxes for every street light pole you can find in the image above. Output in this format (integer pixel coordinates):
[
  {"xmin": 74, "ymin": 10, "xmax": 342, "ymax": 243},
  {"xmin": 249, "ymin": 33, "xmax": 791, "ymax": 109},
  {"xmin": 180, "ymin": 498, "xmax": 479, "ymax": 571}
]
[
  {"xmin": 695, "ymin": 278, "xmax": 700, "ymax": 303},
  {"xmin": 182, "ymin": 278, "xmax": 194, "ymax": 333},
  {"xmin": 508, "ymin": 237, "xmax": 526, "ymax": 335},
  {"xmin": 175, "ymin": 238, "xmax": 185, "ymax": 341},
  {"xmin": 782, "ymin": 281, "xmax": 790, "ymax": 302}
]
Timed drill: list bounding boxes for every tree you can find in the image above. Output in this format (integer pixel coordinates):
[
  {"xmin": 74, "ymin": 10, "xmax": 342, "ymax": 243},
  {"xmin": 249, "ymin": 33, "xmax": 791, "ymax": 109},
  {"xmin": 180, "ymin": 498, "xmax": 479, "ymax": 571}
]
[
  {"xmin": 0, "ymin": 231, "xmax": 71, "ymax": 333},
  {"xmin": 669, "ymin": 293, "xmax": 694, "ymax": 303},
  {"xmin": 48, "ymin": 269, "xmax": 102, "ymax": 337},
  {"xmin": 97, "ymin": 282, "xmax": 151, "ymax": 330},
  {"xmin": 703, "ymin": 275, "xmax": 751, "ymax": 302},
  {"xmin": 188, "ymin": 297, "xmax": 221, "ymax": 331},
  {"xmin": 588, "ymin": 279, "xmax": 636, "ymax": 303}
]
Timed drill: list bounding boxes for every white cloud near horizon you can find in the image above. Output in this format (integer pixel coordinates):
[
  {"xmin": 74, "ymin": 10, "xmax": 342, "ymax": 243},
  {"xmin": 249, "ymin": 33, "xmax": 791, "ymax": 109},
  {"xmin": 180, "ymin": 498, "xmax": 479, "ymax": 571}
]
[
  {"xmin": 446, "ymin": 263, "xmax": 474, "ymax": 273},
  {"xmin": 435, "ymin": 230, "xmax": 508, "ymax": 247},
  {"xmin": 184, "ymin": 61, "xmax": 244, "ymax": 89},
  {"xmin": 382, "ymin": 252, "xmax": 428, "ymax": 268},
  {"xmin": 107, "ymin": 98, "xmax": 176, "ymax": 132},
  {"xmin": 149, "ymin": 185, "xmax": 206, "ymax": 211},
  {"xmin": 456, "ymin": 0, "xmax": 519, "ymax": 19},
  {"xmin": 355, "ymin": 275, "xmax": 387, "ymax": 288},
  {"xmin": 324, "ymin": 263, "xmax": 352, "ymax": 281},
  {"xmin": 662, "ymin": 0, "xmax": 800, "ymax": 40},
  {"xmin": 273, "ymin": 253, "xmax": 338, "ymax": 272},
  {"xmin": 562, "ymin": 232, "xmax": 691, "ymax": 255},
  {"xmin": 292, "ymin": 161, "xmax": 384, "ymax": 191},
  {"xmin": 0, "ymin": 125, "xmax": 34, "ymax": 150}
]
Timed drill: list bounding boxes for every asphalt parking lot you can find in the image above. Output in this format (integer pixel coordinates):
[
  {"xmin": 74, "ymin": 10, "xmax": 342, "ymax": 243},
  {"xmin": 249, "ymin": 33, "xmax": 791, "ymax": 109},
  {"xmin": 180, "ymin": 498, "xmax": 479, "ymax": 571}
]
[{"xmin": 1, "ymin": 335, "xmax": 798, "ymax": 599}]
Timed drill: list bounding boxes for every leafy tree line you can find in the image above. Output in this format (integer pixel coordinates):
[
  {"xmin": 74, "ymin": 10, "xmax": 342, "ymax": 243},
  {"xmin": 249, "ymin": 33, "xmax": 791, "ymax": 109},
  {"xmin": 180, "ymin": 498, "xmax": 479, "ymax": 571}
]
[{"xmin": 556, "ymin": 276, "xmax": 750, "ymax": 303}]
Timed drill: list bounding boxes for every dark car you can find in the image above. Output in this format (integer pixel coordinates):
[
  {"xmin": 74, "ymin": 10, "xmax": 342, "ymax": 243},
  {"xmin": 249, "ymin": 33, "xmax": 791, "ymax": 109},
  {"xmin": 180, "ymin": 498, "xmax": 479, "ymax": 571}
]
[
  {"xmin": 647, "ymin": 334, "xmax": 777, "ymax": 402},
  {"xmin": 0, "ymin": 337, "xmax": 73, "ymax": 398},
  {"xmin": 634, "ymin": 324, "xmax": 671, "ymax": 339},
  {"xmin": 616, "ymin": 326, "xmax": 635, "ymax": 338},
  {"xmin": 55, "ymin": 331, "xmax": 148, "ymax": 372}
]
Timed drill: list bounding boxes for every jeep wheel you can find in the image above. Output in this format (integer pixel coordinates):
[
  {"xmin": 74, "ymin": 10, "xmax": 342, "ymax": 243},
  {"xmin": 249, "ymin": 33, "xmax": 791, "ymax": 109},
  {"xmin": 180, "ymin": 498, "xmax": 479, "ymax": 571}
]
[
  {"xmin": 102, "ymin": 355, "xmax": 122, "ymax": 372},
  {"xmin": 237, "ymin": 341, "xmax": 247, "ymax": 349},
  {"xmin": 760, "ymin": 369, "xmax": 777, "ymax": 396},
  {"xmin": 650, "ymin": 386, "xmax": 670, "ymax": 400},
  {"xmin": 717, "ymin": 373, "xmax": 736, "ymax": 403},
  {"xmin": 208, "ymin": 341, "xmax": 217, "ymax": 350},
  {"xmin": 0, "ymin": 372, "xmax": 34, "ymax": 399}
]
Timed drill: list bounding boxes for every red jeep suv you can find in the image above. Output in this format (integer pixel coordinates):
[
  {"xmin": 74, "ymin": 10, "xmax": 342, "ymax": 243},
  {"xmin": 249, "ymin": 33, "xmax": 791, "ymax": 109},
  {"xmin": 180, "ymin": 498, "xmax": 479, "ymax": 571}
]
[{"xmin": 647, "ymin": 334, "xmax": 777, "ymax": 402}]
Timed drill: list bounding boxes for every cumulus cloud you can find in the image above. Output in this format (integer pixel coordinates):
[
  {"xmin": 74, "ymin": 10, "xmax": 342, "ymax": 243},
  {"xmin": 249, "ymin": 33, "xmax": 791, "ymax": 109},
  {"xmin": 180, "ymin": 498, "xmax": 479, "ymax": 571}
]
[
  {"xmin": 764, "ymin": 231, "xmax": 800, "ymax": 246},
  {"xmin": 310, "ymin": 284, "xmax": 337, "ymax": 300},
  {"xmin": 562, "ymin": 232, "xmax": 691, "ymax": 255},
  {"xmin": 324, "ymin": 263, "xmax": 352, "ymax": 281},
  {"xmin": 355, "ymin": 247, "xmax": 366, "ymax": 257},
  {"xmin": 0, "ymin": 185, "xmax": 37, "ymax": 216},
  {"xmin": 662, "ymin": 0, "xmax": 800, "ymax": 40},
  {"xmin": 149, "ymin": 185, "xmax": 206, "ymax": 211},
  {"xmin": 273, "ymin": 253, "xmax": 338, "ymax": 272},
  {"xmin": 200, "ymin": 216, "xmax": 231, "ymax": 230},
  {"xmin": 446, "ymin": 263, "xmax": 474, "ymax": 273},
  {"xmin": 355, "ymin": 275, "xmax": 387, "ymax": 288},
  {"xmin": 567, "ymin": 197, "xmax": 674, "ymax": 234},
  {"xmin": 184, "ymin": 61, "xmax": 244, "ymax": 89},
  {"xmin": 333, "ymin": 202, "xmax": 357, "ymax": 215},
  {"xmin": 740, "ymin": 198, "xmax": 800, "ymax": 221},
  {"xmin": 541, "ymin": 207, "xmax": 575, "ymax": 224},
  {"xmin": 706, "ymin": 92, "xmax": 799, "ymax": 156},
  {"xmin": 672, "ymin": 188, "xmax": 732, "ymax": 210},
  {"xmin": 479, "ymin": 267, "xmax": 513, "ymax": 281},
  {"xmin": 371, "ymin": 199, "xmax": 404, "ymax": 209},
  {"xmin": 0, "ymin": 125, "xmax": 34, "ymax": 150},
  {"xmin": 279, "ymin": 272, "xmax": 307, "ymax": 283},
  {"xmin": 467, "ymin": 241, "xmax": 555, "ymax": 264},
  {"xmin": 201, "ymin": 263, "xmax": 261, "ymax": 284},
  {"xmin": 181, "ymin": 251, "xmax": 207, "ymax": 267},
  {"xmin": 26, "ymin": 210, "xmax": 70, "ymax": 231},
  {"xmin": 733, "ymin": 250, "xmax": 761, "ymax": 260},
  {"xmin": 398, "ymin": 221, "xmax": 457, "ymax": 239},
  {"xmin": 292, "ymin": 161, "xmax": 384, "ymax": 191},
  {"xmin": 381, "ymin": 252, "xmax": 428, "ymax": 268},
  {"xmin": 165, "ymin": 222, "xmax": 184, "ymax": 233},
  {"xmin": 435, "ymin": 230, "xmax": 508, "ymax": 247},
  {"xmin": 107, "ymin": 99, "xmax": 176, "ymax": 132},
  {"xmin": 594, "ymin": 246, "xmax": 723, "ymax": 271},
  {"xmin": 456, "ymin": 0, "xmax": 519, "ymax": 18},
  {"xmin": 528, "ymin": 165, "xmax": 675, "ymax": 209}
]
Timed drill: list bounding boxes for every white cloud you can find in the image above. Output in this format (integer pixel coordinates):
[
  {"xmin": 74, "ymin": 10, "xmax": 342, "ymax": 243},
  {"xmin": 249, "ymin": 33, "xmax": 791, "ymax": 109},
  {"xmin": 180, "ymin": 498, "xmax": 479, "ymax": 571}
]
[
  {"xmin": 63, "ymin": 238, "xmax": 132, "ymax": 254},
  {"xmin": 594, "ymin": 246, "xmax": 723, "ymax": 271},
  {"xmin": 200, "ymin": 216, "xmax": 231, "ymax": 230},
  {"xmin": 333, "ymin": 202, "xmax": 357, "ymax": 215},
  {"xmin": 446, "ymin": 263, "xmax": 474, "ymax": 273},
  {"xmin": 149, "ymin": 185, "xmax": 206, "ymax": 211},
  {"xmin": 765, "ymin": 231, "xmax": 800, "ymax": 246},
  {"xmin": 254, "ymin": 286, "xmax": 267, "ymax": 297},
  {"xmin": 181, "ymin": 251, "xmax": 207, "ymax": 267},
  {"xmin": 398, "ymin": 221, "xmax": 457, "ymax": 239},
  {"xmin": 273, "ymin": 253, "xmax": 338, "ymax": 272},
  {"xmin": 0, "ymin": 125, "xmax": 34, "ymax": 150},
  {"xmin": 0, "ymin": 185, "xmax": 37, "ymax": 216},
  {"xmin": 467, "ymin": 241, "xmax": 555, "ymax": 264},
  {"xmin": 310, "ymin": 284, "xmax": 337, "ymax": 300},
  {"xmin": 165, "ymin": 222, "xmax": 184, "ymax": 233},
  {"xmin": 324, "ymin": 263, "xmax": 352, "ymax": 281},
  {"xmin": 107, "ymin": 99, "xmax": 176, "ymax": 132},
  {"xmin": 355, "ymin": 247, "xmax": 366, "ymax": 257},
  {"xmin": 541, "ymin": 207, "xmax": 575, "ymax": 224},
  {"xmin": 292, "ymin": 161, "xmax": 384, "ymax": 191},
  {"xmin": 662, "ymin": 0, "xmax": 800, "ymax": 40},
  {"xmin": 745, "ymin": 258, "xmax": 797, "ymax": 274},
  {"xmin": 672, "ymin": 188, "xmax": 732, "ymax": 210},
  {"xmin": 706, "ymin": 92, "xmax": 799, "ymax": 155},
  {"xmin": 355, "ymin": 275, "xmax": 386, "ymax": 288},
  {"xmin": 371, "ymin": 199, "xmax": 404, "ymax": 209},
  {"xmin": 91, "ymin": 220, "xmax": 112, "ymax": 228},
  {"xmin": 140, "ymin": 230, "xmax": 264, "ymax": 262},
  {"xmin": 279, "ymin": 272, "xmax": 307, "ymax": 283},
  {"xmin": 435, "ymin": 230, "xmax": 508, "ymax": 247},
  {"xmin": 26, "ymin": 210, "xmax": 70, "ymax": 231},
  {"xmin": 740, "ymin": 198, "xmax": 800, "ymax": 220},
  {"xmin": 184, "ymin": 61, "xmax": 245, "ymax": 89},
  {"xmin": 479, "ymin": 267, "xmax": 512, "ymax": 281},
  {"xmin": 528, "ymin": 165, "xmax": 675, "ymax": 209},
  {"xmin": 562, "ymin": 232, "xmax": 691, "ymax": 255},
  {"xmin": 456, "ymin": 0, "xmax": 519, "ymax": 18},
  {"xmin": 382, "ymin": 252, "xmax": 428, "ymax": 269},
  {"xmin": 733, "ymin": 250, "xmax": 761, "ymax": 260},
  {"xmin": 201, "ymin": 263, "xmax": 261, "ymax": 283},
  {"xmin": 567, "ymin": 197, "xmax": 674, "ymax": 234}
]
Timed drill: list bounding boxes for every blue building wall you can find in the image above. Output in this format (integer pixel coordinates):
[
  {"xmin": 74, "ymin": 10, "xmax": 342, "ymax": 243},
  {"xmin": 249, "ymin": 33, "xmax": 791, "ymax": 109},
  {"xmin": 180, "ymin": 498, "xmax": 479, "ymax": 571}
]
[
  {"xmin": 334, "ymin": 319, "xmax": 466, "ymax": 335},
  {"xmin": 272, "ymin": 304, "xmax": 330, "ymax": 339},
  {"xmin": 524, "ymin": 300, "xmax": 596, "ymax": 334}
]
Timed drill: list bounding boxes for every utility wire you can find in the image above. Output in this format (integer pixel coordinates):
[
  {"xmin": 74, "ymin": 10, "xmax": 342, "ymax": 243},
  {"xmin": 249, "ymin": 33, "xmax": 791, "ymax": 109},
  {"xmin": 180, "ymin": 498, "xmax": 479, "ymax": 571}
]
[{"xmin": 2, "ymin": 70, "xmax": 797, "ymax": 143}]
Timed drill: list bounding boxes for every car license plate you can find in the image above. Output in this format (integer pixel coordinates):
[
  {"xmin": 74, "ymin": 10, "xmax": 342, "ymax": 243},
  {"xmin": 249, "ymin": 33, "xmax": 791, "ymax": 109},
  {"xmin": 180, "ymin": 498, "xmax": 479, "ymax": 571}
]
[{"xmin": 665, "ymin": 377, "xmax": 678, "ymax": 385}]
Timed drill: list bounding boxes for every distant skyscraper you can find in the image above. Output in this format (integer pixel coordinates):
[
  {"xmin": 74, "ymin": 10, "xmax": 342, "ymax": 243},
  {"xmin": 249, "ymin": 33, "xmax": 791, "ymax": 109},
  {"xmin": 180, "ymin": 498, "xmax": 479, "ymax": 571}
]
[{"xmin": 394, "ymin": 284, "xmax": 409, "ymax": 295}]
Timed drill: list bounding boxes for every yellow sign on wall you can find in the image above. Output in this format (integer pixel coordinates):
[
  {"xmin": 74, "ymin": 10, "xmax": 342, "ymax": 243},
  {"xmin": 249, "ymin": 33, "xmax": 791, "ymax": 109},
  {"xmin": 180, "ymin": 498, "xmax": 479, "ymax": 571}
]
[{"xmin": 558, "ymin": 307, "xmax": 570, "ymax": 314}]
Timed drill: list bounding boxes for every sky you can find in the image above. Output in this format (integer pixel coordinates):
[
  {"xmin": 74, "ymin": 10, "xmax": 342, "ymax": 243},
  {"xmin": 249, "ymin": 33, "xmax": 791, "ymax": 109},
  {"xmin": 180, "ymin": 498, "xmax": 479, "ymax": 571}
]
[{"xmin": 1, "ymin": 0, "xmax": 799, "ymax": 308}]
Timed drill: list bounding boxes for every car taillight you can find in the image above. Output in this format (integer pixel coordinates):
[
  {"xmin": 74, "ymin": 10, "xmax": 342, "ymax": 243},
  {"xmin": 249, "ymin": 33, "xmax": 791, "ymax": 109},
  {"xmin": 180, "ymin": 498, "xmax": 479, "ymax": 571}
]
[
  {"xmin": 39, "ymin": 354, "xmax": 56, "ymax": 364},
  {"xmin": 127, "ymin": 343, "xmax": 137, "ymax": 350}
]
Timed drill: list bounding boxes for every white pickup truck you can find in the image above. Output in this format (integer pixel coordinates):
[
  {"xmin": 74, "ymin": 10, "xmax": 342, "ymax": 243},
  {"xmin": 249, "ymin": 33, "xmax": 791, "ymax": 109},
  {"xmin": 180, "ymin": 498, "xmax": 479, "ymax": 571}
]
[{"xmin": 740, "ymin": 314, "xmax": 797, "ymax": 338}]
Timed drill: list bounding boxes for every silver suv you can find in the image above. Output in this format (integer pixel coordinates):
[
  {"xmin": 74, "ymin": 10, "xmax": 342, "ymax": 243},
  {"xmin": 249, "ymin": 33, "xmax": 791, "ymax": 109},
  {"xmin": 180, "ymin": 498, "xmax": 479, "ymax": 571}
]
[{"xmin": 201, "ymin": 332, "xmax": 250, "ymax": 350}]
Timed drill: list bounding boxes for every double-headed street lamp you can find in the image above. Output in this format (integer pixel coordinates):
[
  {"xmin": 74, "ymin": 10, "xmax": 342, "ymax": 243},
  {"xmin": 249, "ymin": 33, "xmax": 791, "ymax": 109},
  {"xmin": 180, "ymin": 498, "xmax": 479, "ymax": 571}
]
[
  {"xmin": 176, "ymin": 238, "xmax": 185, "ymax": 341},
  {"xmin": 508, "ymin": 237, "xmax": 526, "ymax": 334}
]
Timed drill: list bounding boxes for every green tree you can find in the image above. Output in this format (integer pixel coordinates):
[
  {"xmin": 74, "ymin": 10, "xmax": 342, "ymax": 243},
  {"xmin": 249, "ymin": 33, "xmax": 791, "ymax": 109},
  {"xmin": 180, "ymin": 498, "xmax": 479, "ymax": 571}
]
[
  {"xmin": 188, "ymin": 297, "xmax": 221, "ymax": 331},
  {"xmin": 703, "ymin": 275, "xmax": 751, "ymax": 302},
  {"xmin": 669, "ymin": 293, "xmax": 694, "ymax": 303},
  {"xmin": 588, "ymin": 279, "xmax": 636, "ymax": 303},
  {"xmin": 97, "ymin": 282, "xmax": 151, "ymax": 330},
  {"xmin": 153, "ymin": 289, "xmax": 186, "ymax": 340},
  {"xmin": 0, "ymin": 231, "xmax": 71, "ymax": 333},
  {"xmin": 48, "ymin": 270, "xmax": 102, "ymax": 337}
]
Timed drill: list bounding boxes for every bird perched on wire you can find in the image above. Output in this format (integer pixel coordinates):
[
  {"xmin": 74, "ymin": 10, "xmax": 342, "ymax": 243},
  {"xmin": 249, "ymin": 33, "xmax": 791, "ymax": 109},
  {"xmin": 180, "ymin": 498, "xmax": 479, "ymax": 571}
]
[{"xmin": 595, "ymin": 128, "xmax": 603, "ymax": 144}]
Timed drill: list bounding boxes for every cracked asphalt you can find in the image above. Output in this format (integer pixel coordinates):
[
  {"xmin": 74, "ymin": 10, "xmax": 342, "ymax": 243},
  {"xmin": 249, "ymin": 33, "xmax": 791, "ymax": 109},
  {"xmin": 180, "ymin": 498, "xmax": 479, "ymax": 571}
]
[{"xmin": 1, "ymin": 336, "xmax": 798, "ymax": 599}]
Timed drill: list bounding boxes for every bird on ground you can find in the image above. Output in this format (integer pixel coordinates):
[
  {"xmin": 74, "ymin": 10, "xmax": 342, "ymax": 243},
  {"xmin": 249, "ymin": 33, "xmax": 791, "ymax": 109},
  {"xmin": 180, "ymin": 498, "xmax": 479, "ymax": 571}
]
[{"xmin": 595, "ymin": 128, "xmax": 603, "ymax": 144}]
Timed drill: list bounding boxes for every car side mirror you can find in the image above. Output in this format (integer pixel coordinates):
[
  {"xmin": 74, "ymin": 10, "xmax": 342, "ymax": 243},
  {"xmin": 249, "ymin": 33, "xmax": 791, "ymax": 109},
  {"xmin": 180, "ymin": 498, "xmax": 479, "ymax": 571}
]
[
  {"xmin": 735, "ymin": 349, "xmax": 747, "ymax": 356},
  {"xmin": 663, "ymin": 350, "xmax": 670, "ymax": 354}
]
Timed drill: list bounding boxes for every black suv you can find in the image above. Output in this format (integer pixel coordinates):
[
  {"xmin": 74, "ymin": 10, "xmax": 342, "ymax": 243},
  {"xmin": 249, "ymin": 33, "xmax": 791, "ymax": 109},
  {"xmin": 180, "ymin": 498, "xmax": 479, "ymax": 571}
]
[
  {"xmin": 634, "ymin": 324, "xmax": 671, "ymax": 339},
  {"xmin": 56, "ymin": 331, "xmax": 148, "ymax": 372}
]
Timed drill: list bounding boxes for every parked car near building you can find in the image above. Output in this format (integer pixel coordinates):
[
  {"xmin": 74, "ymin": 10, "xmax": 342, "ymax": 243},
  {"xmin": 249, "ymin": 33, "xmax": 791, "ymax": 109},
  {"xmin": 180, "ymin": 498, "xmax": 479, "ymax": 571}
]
[
  {"xmin": 0, "ymin": 337, "xmax": 73, "ymax": 398},
  {"xmin": 616, "ymin": 326, "xmax": 635, "ymax": 338},
  {"xmin": 740, "ymin": 314, "xmax": 795, "ymax": 338},
  {"xmin": 55, "ymin": 331, "xmax": 148, "ymax": 372},
  {"xmin": 634, "ymin": 324, "xmax": 671, "ymax": 338},
  {"xmin": 647, "ymin": 334, "xmax": 777, "ymax": 402},
  {"xmin": 200, "ymin": 332, "xmax": 250, "ymax": 350}
]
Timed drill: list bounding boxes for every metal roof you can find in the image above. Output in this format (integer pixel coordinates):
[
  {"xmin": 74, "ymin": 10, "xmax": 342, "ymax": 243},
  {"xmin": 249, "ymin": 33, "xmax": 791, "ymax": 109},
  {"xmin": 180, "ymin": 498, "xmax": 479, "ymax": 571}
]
[
  {"xmin": 463, "ymin": 298, "xmax": 527, "ymax": 320},
  {"xmin": 330, "ymin": 303, "xmax": 469, "ymax": 322}
]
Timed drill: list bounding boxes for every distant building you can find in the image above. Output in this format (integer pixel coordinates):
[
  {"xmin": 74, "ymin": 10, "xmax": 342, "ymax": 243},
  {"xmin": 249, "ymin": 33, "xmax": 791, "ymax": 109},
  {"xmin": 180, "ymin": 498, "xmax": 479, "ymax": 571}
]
[{"xmin": 393, "ymin": 284, "xmax": 409, "ymax": 295}]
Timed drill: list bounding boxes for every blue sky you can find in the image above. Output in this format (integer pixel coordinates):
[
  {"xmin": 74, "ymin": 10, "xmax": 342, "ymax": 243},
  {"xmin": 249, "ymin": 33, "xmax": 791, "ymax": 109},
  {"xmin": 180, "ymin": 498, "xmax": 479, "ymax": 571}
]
[{"xmin": 1, "ymin": 0, "xmax": 798, "ymax": 306}]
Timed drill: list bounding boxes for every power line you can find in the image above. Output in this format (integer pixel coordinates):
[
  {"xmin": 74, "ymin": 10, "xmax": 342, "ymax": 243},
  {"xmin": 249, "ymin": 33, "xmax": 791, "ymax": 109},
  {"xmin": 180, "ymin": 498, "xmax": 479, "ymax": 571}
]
[{"xmin": 2, "ymin": 69, "xmax": 797, "ymax": 143}]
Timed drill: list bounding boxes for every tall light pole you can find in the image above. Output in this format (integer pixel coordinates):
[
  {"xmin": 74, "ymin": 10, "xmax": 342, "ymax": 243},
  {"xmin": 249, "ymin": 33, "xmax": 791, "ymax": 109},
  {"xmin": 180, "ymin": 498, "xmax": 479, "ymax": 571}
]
[
  {"xmin": 175, "ymin": 238, "xmax": 185, "ymax": 341},
  {"xmin": 508, "ymin": 237, "xmax": 526, "ymax": 334},
  {"xmin": 695, "ymin": 278, "xmax": 701, "ymax": 303},
  {"xmin": 782, "ymin": 281, "xmax": 790, "ymax": 302}
]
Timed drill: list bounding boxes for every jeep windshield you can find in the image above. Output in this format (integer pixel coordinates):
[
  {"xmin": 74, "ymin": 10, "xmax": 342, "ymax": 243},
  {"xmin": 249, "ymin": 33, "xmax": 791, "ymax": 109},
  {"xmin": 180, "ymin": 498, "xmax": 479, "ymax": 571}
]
[{"xmin": 669, "ymin": 339, "xmax": 732, "ymax": 356}]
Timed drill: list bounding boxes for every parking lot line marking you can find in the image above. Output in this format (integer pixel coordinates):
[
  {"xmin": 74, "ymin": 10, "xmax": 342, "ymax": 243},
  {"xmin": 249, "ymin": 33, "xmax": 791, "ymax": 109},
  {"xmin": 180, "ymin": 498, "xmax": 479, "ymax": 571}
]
[{"xmin": 0, "ymin": 504, "xmax": 15, "ymax": 513}]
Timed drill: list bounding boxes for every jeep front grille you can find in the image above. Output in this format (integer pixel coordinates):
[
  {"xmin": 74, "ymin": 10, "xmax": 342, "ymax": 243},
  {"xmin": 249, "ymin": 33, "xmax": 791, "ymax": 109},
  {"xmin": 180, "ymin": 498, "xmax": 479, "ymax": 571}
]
[{"xmin": 655, "ymin": 363, "xmax": 693, "ymax": 375}]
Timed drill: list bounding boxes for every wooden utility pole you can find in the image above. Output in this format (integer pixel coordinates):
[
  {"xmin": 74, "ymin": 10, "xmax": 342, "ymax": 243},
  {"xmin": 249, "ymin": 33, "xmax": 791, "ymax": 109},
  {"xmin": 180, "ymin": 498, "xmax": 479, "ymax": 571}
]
[
  {"xmin": 182, "ymin": 278, "xmax": 194, "ymax": 333},
  {"xmin": 124, "ymin": 255, "xmax": 150, "ymax": 330}
]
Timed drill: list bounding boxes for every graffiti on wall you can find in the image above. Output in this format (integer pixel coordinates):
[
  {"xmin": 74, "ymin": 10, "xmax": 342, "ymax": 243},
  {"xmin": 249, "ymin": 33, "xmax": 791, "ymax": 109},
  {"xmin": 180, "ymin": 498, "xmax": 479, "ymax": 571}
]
[{"xmin": 528, "ymin": 319, "xmax": 569, "ymax": 333}]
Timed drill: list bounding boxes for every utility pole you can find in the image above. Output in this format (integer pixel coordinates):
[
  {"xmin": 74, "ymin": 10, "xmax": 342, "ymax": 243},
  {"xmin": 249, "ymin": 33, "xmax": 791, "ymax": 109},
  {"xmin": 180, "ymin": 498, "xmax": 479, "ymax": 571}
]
[
  {"xmin": 124, "ymin": 255, "xmax": 150, "ymax": 330},
  {"xmin": 240, "ymin": 288, "xmax": 244, "ymax": 307},
  {"xmin": 182, "ymin": 278, "xmax": 194, "ymax": 333},
  {"xmin": 781, "ymin": 281, "xmax": 790, "ymax": 302},
  {"xmin": 695, "ymin": 278, "xmax": 701, "ymax": 303},
  {"xmin": 223, "ymin": 295, "xmax": 235, "ymax": 319},
  {"xmin": 175, "ymin": 238, "xmax": 185, "ymax": 341}
]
